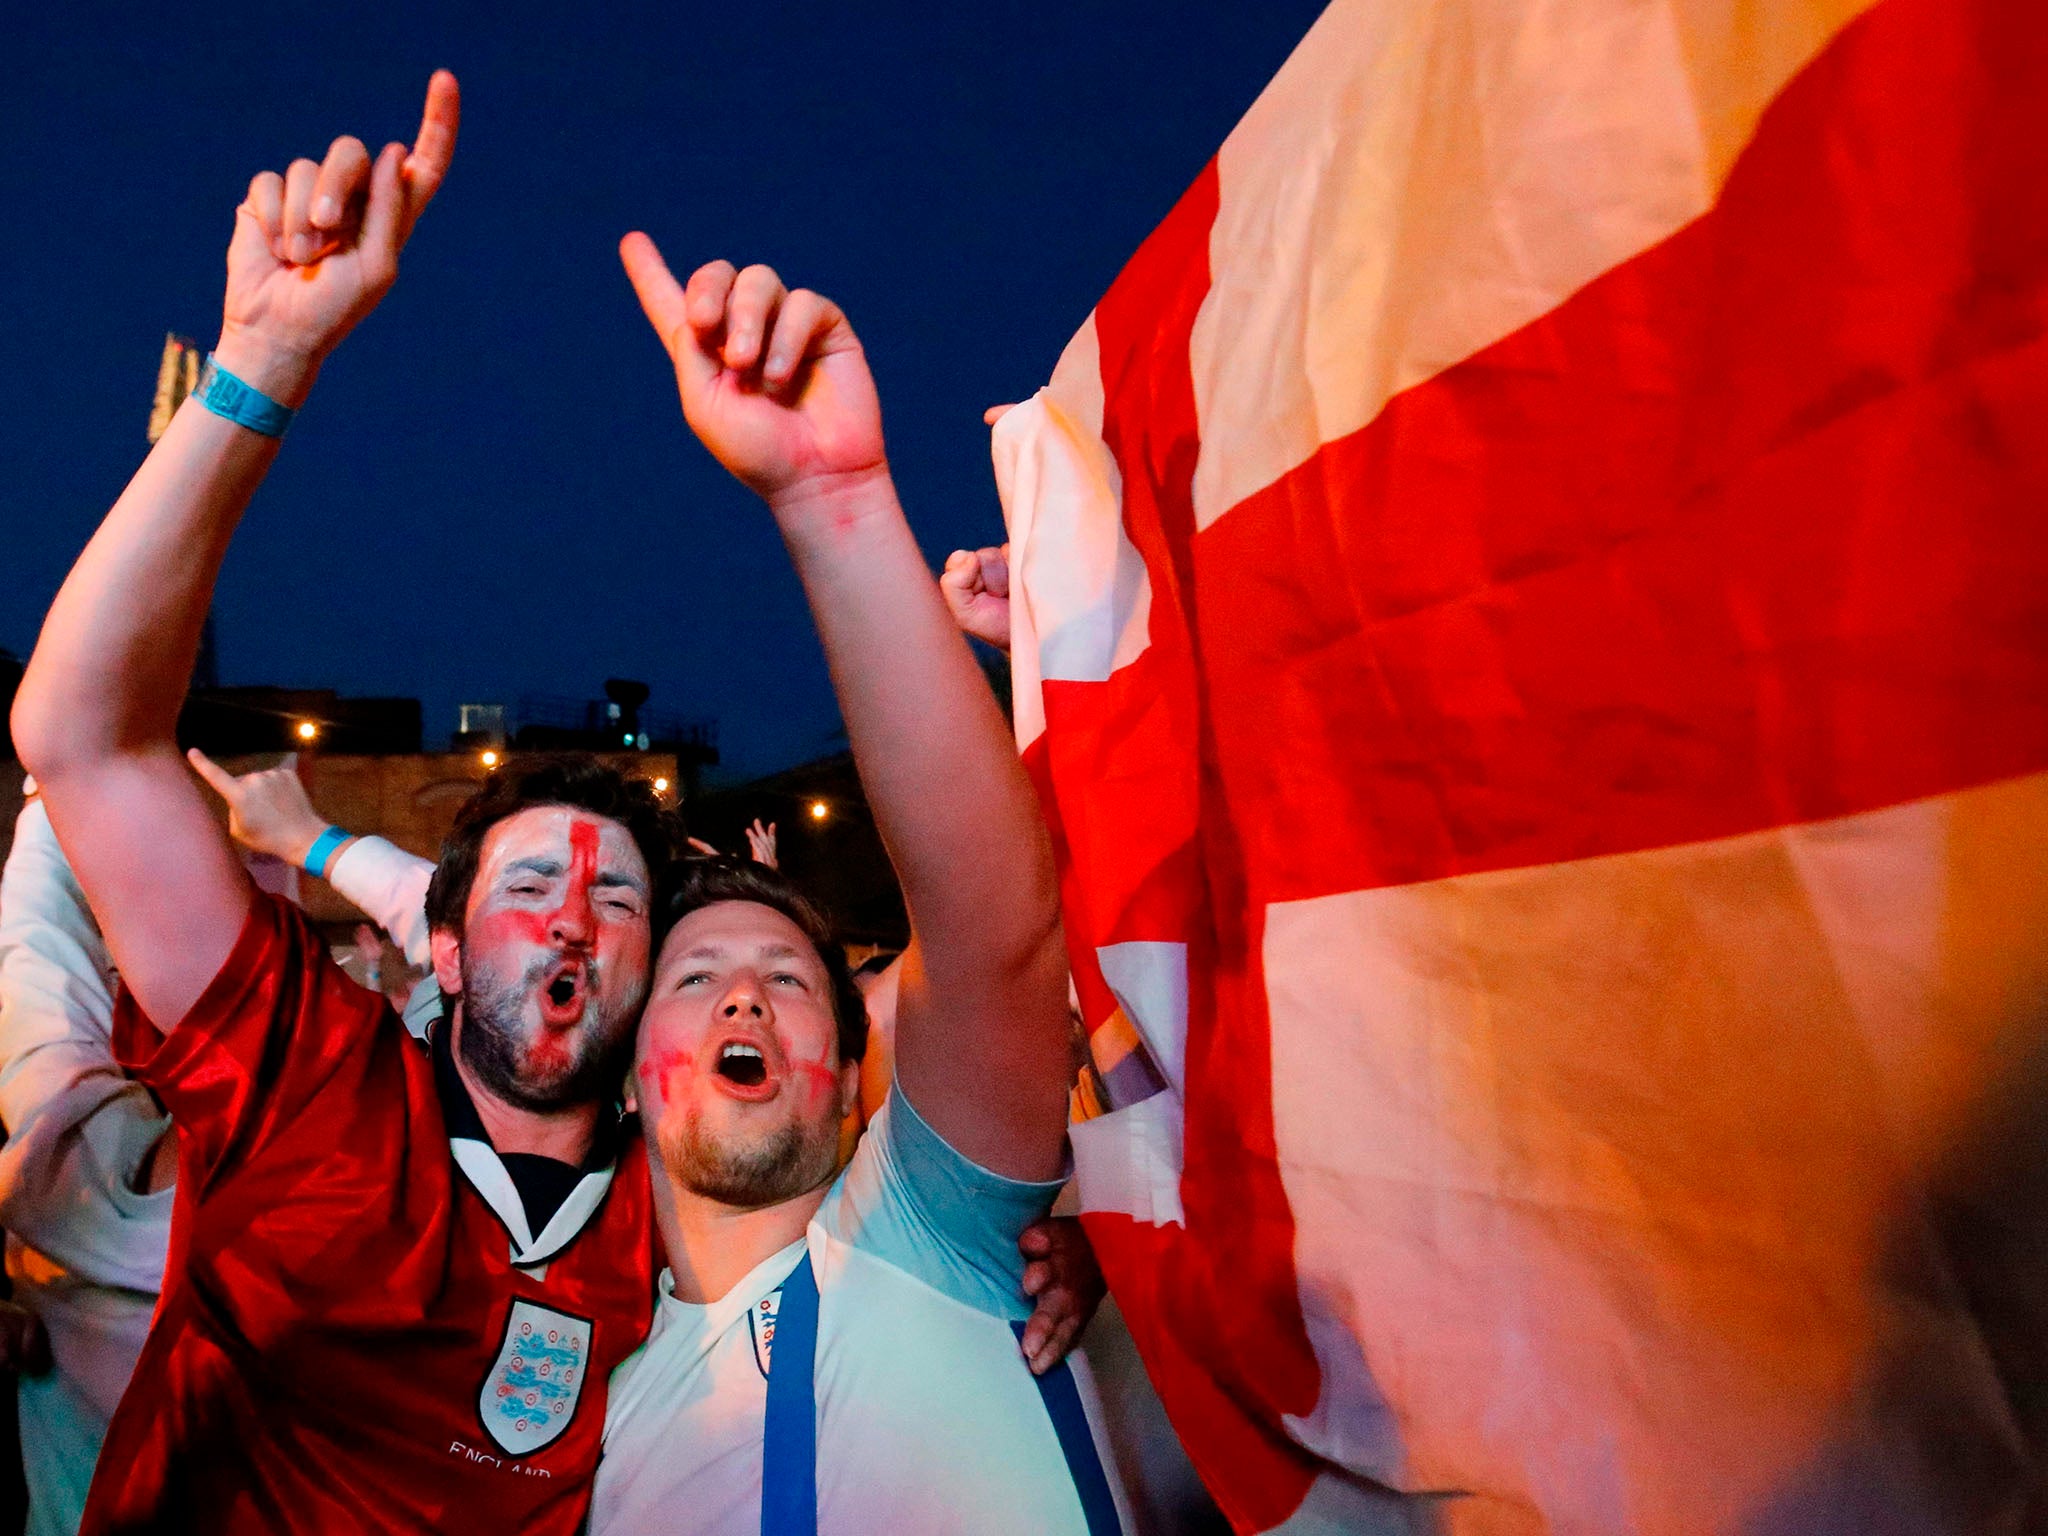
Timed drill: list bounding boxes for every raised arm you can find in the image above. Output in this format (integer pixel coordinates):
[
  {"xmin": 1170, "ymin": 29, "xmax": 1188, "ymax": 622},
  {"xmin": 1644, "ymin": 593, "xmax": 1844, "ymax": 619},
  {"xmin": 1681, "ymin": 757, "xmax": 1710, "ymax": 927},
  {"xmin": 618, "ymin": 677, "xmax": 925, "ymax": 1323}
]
[
  {"xmin": 621, "ymin": 240, "xmax": 1068, "ymax": 1180},
  {"xmin": 9, "ymin": 75, "xmax": 458, "ymax": 1029}
]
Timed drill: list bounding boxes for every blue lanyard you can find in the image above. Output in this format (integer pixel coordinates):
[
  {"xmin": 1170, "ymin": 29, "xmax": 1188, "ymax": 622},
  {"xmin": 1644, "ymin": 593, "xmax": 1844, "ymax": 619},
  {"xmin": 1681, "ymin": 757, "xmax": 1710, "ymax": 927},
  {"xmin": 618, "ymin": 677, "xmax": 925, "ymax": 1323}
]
[
  {"xmin": 757, "ymin": 1250, "xmax": 1122, "ymax": 1536},
  {"xmin": 759, "ymin": 1252, "xmax": 821, "ymax": 1536}
]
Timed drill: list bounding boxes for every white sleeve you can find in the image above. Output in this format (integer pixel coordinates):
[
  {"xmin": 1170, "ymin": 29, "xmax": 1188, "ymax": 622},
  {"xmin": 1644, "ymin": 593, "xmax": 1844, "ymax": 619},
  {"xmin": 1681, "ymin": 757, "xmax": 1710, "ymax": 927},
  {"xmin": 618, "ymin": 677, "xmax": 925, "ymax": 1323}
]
[
  {"xmin": 0, "ymin": 799, "xmax": 119, "ymax": 1133},
  {"xmin": 325, "ymin": 835, "xmax": 436, "ymax": 968},
  {"xmin": 0, "ymin": 799, "xmax": 170, "ymax": 1293}
]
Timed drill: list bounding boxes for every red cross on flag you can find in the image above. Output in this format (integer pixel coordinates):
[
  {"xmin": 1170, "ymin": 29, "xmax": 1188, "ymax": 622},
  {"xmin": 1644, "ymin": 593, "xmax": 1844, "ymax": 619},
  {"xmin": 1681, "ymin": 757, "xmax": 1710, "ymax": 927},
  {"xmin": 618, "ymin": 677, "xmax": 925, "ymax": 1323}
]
[{"xmin": 994, "ymin": 0, "xmax": 2048, "ymax": 1530}]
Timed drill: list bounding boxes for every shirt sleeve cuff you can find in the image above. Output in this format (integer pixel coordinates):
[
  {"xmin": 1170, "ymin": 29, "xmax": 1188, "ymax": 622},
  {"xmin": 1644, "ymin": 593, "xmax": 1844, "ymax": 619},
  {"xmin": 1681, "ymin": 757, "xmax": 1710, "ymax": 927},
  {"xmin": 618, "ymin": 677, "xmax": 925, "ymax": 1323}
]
[{"xmin": 884, "ymin": 1081, "xmax": 1069, "ymax": 1230}]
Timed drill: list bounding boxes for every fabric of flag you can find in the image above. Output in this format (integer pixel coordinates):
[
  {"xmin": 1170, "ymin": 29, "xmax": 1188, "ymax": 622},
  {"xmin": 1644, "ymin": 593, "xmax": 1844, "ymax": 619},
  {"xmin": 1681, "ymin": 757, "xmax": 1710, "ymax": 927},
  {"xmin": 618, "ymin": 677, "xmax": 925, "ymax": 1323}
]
[{"xmin": 991, "ymin": 0, "xmax": 2048, "ymax": 1530}]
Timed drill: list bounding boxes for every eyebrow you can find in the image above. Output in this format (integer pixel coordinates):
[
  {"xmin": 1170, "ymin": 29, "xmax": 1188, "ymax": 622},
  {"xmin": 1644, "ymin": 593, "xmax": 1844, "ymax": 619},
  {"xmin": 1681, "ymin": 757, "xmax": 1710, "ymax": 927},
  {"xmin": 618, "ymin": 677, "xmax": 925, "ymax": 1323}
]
[{"xmin": 502, "ymin": 857, "xmax": 647, "ymax": 894}]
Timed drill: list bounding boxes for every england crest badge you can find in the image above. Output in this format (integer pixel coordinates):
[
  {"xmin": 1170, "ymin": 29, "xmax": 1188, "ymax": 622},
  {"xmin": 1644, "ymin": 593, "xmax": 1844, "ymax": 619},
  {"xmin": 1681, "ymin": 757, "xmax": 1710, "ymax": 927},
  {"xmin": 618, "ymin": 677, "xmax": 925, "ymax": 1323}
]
[
  {"xmin": 747, "ymin": 1285, "xmax": 785, "ymax": 1380},
  {"xmin": 480, "ymin": 1300, "xmax": 592, "ymax": 1456}
]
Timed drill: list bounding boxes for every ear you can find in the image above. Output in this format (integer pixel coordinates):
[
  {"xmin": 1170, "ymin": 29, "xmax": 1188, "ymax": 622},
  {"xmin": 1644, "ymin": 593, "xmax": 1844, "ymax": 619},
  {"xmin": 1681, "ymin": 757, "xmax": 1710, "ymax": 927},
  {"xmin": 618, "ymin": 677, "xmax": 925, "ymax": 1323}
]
[
  {"xmin": 429, "ymin": 927, "xmax": 464, "ymax": 995},
  {"xmin": 837, "ymin": 1056, "xmax": 862, "ymax": 1121}
]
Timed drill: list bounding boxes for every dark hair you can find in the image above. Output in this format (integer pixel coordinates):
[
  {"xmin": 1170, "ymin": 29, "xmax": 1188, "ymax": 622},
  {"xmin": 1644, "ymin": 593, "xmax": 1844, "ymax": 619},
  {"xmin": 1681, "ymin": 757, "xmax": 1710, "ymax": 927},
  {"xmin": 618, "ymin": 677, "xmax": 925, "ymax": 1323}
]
[
  {"xmin": 424, "ymin": 754, "xmax": 677, "ymax": 936},
  {"xmin": 658, "ymin": 856, "xmax": 869, "ymax": 1064},
  {"xmin": 851, "ymin": 951, "xmax": 900, "ymax": 983}
]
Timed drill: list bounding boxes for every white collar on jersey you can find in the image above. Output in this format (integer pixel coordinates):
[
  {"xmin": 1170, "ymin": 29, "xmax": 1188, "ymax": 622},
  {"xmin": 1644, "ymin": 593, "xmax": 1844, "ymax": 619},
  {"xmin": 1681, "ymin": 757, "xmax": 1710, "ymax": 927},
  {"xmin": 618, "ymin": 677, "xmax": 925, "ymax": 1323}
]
[
  {"xmin": 428, "ymin": 1015, "xmax": 626, "ymax": 1269},
  {"xmin": 449, "ymin": 1139, "xmax": 618, "ymax": 1269}
]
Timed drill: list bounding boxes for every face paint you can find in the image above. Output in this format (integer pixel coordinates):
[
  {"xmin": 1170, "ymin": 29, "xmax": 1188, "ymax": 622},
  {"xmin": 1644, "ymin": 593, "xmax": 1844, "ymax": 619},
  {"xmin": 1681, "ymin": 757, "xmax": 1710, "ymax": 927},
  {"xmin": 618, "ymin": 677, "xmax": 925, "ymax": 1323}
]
[
  {"xmin": 455, "ymin": 807, "xmax": 653, "ymax": 1114},
  {"xmin": 787, "ymin": 1056, "xmax": 839, "ymax": 1108},
  {"xmin": 637, "ymin": 901, "xmax": 849, "ymax": 1208},
  {"xmin": 642, "ymin": 1047, "xmax": 696, "ymax": 1109}
]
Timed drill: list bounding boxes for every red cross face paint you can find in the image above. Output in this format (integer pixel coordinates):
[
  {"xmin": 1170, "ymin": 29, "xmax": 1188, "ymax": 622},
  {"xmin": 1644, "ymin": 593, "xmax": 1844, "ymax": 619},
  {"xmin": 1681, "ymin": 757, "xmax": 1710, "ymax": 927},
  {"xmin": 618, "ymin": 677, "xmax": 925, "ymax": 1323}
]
[
  {"xmin": 454, "ymin": 807, "xmax": 653, "ymax": 1111},
  {"xmin": 637, "ymin": 900, "xmax": 852, "ymax": 1208}
]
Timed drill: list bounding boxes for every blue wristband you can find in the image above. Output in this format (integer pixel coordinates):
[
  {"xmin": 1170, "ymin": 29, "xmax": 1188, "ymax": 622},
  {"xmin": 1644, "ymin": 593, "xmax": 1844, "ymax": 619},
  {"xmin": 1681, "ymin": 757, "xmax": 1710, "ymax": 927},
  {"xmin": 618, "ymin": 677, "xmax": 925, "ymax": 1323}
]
[
  {"xmin": 303, "ymin": 826, "xmax": 352, "ymax": 880},
  {"xmin": 193, "ymin": 355, "xmax": 297, "ymax": 438}
]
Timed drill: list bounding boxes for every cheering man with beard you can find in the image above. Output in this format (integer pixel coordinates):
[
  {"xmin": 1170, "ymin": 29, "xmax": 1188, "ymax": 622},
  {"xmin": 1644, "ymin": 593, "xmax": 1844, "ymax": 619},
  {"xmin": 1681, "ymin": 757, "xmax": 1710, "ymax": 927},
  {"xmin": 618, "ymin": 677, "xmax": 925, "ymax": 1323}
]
[
  {"xmin": 8, "ymin": 76, "xmax": 675, "ymax": 1534},
  {"xmin": 591, "ymin": 246, "xmax": 1128, "ymax": 1534}
]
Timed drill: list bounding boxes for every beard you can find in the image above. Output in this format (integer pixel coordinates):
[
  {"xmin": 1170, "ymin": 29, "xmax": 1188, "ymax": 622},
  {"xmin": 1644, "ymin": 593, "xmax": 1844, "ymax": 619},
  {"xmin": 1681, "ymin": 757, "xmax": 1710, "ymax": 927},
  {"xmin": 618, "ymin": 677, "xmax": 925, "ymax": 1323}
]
[
  {"xmin": 457, "ymin": 949, "xmax": 637, "ymax": 1113},
  {"xmin": 659, "ymin": 1104, "xmax": 842, "ymax": 1210}
]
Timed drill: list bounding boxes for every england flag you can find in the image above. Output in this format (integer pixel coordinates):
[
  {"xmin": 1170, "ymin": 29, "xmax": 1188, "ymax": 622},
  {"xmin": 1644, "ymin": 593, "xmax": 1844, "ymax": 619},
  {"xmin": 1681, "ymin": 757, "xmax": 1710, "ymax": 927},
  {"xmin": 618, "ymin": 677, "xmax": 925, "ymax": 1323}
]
[{"xmin": 994, "ymin": 0, "xmax": 2048, "ymax": 1530}]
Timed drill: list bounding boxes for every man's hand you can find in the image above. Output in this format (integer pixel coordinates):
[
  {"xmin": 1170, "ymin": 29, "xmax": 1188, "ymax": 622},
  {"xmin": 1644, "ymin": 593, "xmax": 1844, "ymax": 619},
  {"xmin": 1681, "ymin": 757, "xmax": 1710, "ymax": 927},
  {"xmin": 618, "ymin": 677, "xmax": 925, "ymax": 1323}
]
[
  {"xmin": 0, "ymin": 1301, "xmax": 50, "ymax": 1378},
  {"xmin": 619, "ymin": 239, "xmax": 885, "ymax": 507},
  {"xmin": 187, "ymin": 749, "xmax": 332, "ymax": 867},
  {"xmin": 214, "ymin": 71, "xmax": 460, "ymax": 403},
  {"xmin": 1018, "ymin": 1216, "xmax": 1106, "ymax": 1374},
  {"xmin": 940, "ymin": 544, "xmax": 1011, "ymax": 653}
]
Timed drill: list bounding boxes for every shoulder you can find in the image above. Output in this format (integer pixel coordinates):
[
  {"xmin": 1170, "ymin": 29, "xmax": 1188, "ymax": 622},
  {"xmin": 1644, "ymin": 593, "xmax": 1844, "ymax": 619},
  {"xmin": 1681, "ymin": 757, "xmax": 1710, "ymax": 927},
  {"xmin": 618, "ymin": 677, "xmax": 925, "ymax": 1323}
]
[{"xmin": 815, "ymin": 1085, "xmax": 1064, "ymax": 1321}]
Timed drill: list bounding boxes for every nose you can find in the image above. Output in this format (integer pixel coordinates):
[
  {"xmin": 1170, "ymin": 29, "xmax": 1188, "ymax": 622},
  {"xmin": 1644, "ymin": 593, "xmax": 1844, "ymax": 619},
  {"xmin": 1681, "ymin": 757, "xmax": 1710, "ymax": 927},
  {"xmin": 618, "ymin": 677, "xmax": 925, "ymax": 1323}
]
[
  {"xmin": 719, "ymin": 971, "xmax": 770, "ymax": 1023},
  {"xmin": 549, "ymin": 877, "xmax": 595, "ymax": 948}
]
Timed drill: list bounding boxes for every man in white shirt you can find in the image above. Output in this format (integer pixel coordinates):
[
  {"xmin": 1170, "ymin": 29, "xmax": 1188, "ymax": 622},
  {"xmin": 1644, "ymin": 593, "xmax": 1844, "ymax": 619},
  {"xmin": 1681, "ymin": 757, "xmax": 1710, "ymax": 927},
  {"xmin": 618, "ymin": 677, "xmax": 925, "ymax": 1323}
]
[{"xmin": 592, "ymin": 248, "xmax": 1123, "ymax": 1535}]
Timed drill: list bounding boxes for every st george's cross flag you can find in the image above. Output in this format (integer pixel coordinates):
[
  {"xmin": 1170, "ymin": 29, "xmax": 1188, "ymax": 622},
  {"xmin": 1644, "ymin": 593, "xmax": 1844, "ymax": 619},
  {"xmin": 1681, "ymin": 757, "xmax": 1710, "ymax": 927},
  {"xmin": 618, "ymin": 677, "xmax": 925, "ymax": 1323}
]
[{"xmin": 992, "ymin": 0, "xmax": 2048, "ymax": 1531}]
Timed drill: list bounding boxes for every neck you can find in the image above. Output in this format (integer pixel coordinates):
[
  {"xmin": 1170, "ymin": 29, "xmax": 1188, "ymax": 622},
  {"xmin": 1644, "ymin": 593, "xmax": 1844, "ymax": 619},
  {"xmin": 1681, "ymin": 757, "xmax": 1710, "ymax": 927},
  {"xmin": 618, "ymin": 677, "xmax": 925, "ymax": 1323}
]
[
  {"xmin": 451, "ymin": 1009, "xmax": 599, "ymax": 1165},
  {"xmin": 649, "ymin": 1150, "xmax": 834, "ymax": 1304}
]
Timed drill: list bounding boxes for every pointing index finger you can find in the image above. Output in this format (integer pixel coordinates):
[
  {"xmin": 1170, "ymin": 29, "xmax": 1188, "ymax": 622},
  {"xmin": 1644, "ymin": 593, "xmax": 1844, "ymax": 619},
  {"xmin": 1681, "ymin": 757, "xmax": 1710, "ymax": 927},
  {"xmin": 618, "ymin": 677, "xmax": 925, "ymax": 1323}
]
[
  {"xmin": 619, "ymin": 233, "xmax": 690, "ymax": 353},
  {"xmin": 401, "ymin": 70, "xmax": 461, "ymax": 218},
  {"xmin": 186, "ymin": 748, "xmax": 238, "ymax": 799}
]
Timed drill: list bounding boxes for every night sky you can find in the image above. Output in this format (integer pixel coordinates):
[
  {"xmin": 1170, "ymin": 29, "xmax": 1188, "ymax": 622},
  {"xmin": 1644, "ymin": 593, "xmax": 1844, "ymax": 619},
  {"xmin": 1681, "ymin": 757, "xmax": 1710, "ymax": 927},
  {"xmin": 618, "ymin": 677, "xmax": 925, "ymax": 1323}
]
[{"xmin": 3, "ymin": 2, "xmax": 1328, "ymax": 780}]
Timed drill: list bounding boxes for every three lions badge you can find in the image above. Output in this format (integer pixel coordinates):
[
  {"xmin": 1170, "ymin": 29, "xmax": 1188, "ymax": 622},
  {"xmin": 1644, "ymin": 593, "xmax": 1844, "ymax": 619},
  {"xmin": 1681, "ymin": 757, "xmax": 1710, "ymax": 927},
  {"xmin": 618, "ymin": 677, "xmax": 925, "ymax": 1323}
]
[
  {"xmin": 481, "ymin": 1300, "xmax": 591, "ymax": 1455},
  {"xmin": 747, "ymin": 1284, "xmax": 785, "ymax": 1379}
]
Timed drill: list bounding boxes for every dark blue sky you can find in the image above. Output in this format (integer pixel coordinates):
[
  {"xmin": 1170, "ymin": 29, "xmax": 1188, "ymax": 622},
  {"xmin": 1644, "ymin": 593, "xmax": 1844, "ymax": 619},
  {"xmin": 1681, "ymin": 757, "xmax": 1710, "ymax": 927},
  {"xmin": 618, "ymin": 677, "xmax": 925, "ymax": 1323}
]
[{"xmin": 3, "ymin": 2, "xmax": 1326, "ymax": 781}]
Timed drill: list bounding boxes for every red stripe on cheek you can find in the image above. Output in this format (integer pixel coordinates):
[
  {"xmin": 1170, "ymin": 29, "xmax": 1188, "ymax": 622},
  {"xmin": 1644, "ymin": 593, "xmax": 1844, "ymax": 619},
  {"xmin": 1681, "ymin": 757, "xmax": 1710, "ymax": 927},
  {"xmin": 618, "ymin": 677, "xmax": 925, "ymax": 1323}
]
[
  {"xmin": 789, "ymin": 1058, "xmax": 838, "ymax": 1108},
  {"xmin": 469, "ymin": 908, "xmax": 549, "ymax": 946},
  {"xmin": 646, "ymin": 1049, "xmax": 694, "ymax": 1107}
]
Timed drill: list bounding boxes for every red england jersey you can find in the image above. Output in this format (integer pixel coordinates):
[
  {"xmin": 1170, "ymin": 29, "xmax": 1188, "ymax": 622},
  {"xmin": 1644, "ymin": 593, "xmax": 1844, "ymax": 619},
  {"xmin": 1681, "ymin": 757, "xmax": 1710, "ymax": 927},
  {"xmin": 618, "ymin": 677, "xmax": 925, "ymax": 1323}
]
[{"xmin": 84, "ymin": 893, "xmax": 657, "ymax": 1534}]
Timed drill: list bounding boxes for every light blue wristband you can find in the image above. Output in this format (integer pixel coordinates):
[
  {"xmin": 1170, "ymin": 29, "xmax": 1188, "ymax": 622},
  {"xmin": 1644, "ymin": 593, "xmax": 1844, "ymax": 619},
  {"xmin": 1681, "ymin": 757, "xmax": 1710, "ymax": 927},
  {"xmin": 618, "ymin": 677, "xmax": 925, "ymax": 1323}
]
[
  {"xmin": 303, "ymin": 826, "xmax": 353, "ymax": 880},
  {"xmin": 193, "ymin": 354, "xmax": 297, "ymax": 438}
]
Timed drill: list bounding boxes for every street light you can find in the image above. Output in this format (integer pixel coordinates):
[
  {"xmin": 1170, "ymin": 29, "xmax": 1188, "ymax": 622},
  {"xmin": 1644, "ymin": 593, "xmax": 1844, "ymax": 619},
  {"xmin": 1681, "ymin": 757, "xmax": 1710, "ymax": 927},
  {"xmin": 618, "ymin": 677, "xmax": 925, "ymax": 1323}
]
[
  {"xmin": 652, "ymin": 777, "xmax": 670, "ymax": 794},
  {"xmin": 480, "ymin": 749, "xmax": 500, "ymax": 768},
  {"xmin": 809, "ymin": 800, "xmax": 828, "ymax": 822},
  {"xmin": 295, "ymin": 720, "xmax": 319, "ymax": 743}
]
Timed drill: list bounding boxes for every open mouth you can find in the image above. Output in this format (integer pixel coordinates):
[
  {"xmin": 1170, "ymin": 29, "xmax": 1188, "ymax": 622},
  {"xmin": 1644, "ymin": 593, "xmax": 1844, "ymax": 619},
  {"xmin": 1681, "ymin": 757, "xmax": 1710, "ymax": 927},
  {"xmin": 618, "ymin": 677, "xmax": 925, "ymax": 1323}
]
[
  {"xmin": 716, "ymin": 1041, "xmax": 768, "ymax": 1087},
  {"xmin": 538, "ymin": 962, "xmax": 588, "ymax": 1026}
]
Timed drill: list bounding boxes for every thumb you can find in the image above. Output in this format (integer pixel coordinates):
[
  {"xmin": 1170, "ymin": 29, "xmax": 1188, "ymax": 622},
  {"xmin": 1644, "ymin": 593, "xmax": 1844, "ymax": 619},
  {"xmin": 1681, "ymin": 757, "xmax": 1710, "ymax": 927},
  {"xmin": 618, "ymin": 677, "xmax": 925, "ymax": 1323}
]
[
  {"xmin": 228, "ymin": 194, "xmax": 286, "ymax": 283},
  {"xmin": 186, "ymin": 748, "xmax": 240, "ymax": 802}
]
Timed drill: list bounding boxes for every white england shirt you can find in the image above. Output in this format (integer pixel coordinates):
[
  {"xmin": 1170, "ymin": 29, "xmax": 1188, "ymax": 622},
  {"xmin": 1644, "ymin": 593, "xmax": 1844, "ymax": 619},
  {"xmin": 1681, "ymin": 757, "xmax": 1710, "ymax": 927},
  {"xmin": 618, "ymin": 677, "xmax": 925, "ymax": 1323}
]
[{"xmin": 592, "ymin": 1086, "xmax": 1132, "ymax": 1535}]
